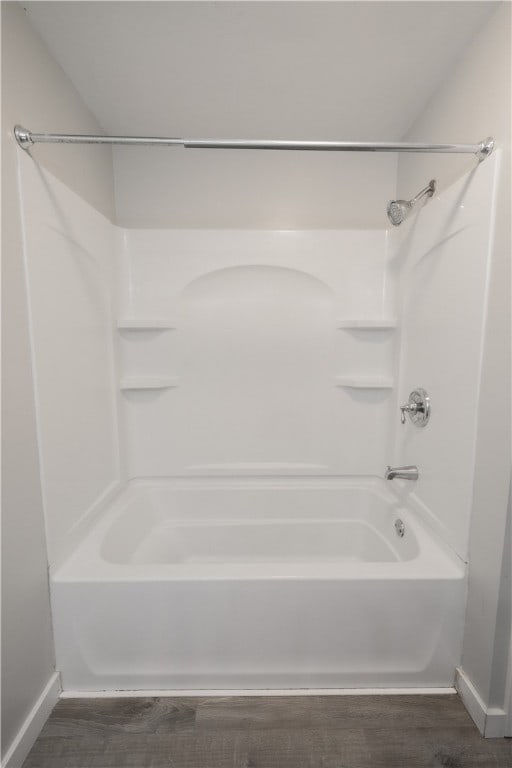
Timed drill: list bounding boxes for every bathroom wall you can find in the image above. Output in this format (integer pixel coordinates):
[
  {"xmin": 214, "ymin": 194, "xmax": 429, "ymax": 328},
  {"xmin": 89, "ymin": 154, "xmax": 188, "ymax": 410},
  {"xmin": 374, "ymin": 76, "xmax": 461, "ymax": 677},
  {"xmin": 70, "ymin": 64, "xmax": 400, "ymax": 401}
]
[
  {"xmin": 1, "ymin": 3, "xmax": 115, "ymax": 762},
  {"xmin": 18, "ymin": 153, "xmax": 121, "ymax": 565},
  {"xmin": 118, "ymin": 229, "xmax": 397, "ymax": 478},
  {"xmin": 104, "ymin": 2, "xmax": 403, "ymax": 229},
  {"xmin": 113, "ymin": 150, "xmax": 397, "ymax": 230},
  {"xmin": 396, "ymin": 1, "xmax": 511, "ymax": 730},
  {"xmin": 24, "ymin": 2, "xmax": 498, "ymax": 231},
  {"xmin": 390, "ymin": 152, "xmax": 498, "ymax": 561}
]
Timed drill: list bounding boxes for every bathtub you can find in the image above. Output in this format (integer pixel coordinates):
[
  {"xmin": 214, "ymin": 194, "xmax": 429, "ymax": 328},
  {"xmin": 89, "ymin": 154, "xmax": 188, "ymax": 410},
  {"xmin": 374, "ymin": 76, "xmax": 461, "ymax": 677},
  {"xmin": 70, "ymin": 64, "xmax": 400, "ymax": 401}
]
[{"xmin": 51, "ymin": 477, "xmax": 466, "ymax": 691}]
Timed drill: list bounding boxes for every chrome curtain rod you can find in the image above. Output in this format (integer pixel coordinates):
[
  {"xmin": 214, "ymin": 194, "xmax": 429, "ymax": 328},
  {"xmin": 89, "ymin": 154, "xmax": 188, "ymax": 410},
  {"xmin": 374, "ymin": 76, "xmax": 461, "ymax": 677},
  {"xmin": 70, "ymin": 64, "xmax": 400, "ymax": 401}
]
[{"xmin": 14, "ymin": 126, "xmax": 494, "ymax": 161}]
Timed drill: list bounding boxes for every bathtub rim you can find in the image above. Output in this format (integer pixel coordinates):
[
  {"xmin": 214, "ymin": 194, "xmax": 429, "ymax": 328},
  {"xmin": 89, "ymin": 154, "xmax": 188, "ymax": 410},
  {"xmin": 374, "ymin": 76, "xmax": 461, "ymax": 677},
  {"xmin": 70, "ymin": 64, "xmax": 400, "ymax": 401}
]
[{"xmin": 51, "ymin": 476, "xmax": 466, "ymax": 583}]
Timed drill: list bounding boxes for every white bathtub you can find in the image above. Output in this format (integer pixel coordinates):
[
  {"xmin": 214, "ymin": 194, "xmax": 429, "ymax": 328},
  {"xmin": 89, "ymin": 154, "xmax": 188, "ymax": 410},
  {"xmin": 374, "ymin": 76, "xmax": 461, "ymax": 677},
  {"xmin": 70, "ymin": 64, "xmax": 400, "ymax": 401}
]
[{"xmin": 51, "ymin": 478, "xmax": 466, "ymax": 691}]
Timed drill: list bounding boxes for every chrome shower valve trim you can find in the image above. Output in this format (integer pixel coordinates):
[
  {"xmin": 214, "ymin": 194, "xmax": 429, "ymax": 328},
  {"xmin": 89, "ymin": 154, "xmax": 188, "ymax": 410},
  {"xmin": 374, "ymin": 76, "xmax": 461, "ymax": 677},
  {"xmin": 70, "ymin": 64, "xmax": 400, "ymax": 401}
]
[{"xmin": 400, "ymin": 388, "xmax": 431, "ymax": 427}]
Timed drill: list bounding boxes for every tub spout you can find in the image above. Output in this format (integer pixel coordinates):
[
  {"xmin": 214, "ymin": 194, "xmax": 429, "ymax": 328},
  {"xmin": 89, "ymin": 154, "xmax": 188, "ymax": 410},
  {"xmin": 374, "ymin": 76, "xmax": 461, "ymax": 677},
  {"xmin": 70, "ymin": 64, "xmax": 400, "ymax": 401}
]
[{"xmin": 385, "ymin": 465, "xmax": 419, "ymax": 481}]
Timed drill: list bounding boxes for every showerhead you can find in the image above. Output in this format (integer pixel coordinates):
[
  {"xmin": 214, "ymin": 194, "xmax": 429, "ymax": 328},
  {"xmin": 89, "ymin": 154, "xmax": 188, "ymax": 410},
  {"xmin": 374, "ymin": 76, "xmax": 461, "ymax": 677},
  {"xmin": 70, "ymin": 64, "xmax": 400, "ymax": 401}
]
[
  {"xmin": 387, "ymin": 179, "xmax": 436, "ymax": 226},
  {"xmin": 387, "ymin": 199, "xmax": 412, "ymax": 226}
]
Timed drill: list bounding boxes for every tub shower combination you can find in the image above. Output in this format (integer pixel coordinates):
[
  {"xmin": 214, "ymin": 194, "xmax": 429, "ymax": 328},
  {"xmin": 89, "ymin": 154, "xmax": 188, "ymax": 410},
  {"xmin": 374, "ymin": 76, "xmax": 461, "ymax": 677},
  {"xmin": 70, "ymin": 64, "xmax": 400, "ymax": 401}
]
[{"xmin": 17, "ymin": 125, "xmax": 494, "ymax": 693}]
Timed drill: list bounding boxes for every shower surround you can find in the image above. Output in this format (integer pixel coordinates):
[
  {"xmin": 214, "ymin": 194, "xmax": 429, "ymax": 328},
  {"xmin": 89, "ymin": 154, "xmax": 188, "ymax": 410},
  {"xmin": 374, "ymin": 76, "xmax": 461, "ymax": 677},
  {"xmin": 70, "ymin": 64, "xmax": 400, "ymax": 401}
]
[{"xmin": 18, "ymin": 146, "xmax": 498, "ymax": 691}]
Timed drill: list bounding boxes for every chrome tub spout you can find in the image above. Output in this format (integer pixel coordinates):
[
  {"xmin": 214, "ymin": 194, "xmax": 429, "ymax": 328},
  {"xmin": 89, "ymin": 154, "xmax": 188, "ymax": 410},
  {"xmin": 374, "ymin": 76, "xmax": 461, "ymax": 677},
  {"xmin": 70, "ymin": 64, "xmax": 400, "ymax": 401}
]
[{"xmin": 385, "ymin": 465, "xmax": 419, "ymax": 481}]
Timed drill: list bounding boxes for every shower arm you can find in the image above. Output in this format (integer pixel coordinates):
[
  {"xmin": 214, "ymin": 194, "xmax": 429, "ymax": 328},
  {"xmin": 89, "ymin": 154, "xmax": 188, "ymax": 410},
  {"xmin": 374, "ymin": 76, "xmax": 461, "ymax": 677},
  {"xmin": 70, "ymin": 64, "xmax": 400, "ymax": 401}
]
[
  {"xmin": 410, "ymin": 180, "xmax": 436, "ymax": 204},
  {"xmin": 13, "ymin": 126, "xmax": 495, "ymax": 162}
]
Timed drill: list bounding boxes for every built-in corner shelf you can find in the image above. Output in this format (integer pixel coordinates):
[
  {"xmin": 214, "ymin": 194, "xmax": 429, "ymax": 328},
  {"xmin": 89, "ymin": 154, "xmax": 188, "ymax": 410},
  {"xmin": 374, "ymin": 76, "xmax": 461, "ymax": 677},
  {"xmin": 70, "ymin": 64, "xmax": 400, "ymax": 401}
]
[
  {"xmin": 335, "ymin": 376, "xmax": 394, "ymax": 389},
  {"xmin": 337, "ymin": 319, "xmax": 397, "ymax": 330},
  {"xmin": 117, "ymin": 318, "xmax": 177, "ymax": 330},
  {"xmin": 120, "ymin": 376, "xmax": 178, "ymax": 391}
]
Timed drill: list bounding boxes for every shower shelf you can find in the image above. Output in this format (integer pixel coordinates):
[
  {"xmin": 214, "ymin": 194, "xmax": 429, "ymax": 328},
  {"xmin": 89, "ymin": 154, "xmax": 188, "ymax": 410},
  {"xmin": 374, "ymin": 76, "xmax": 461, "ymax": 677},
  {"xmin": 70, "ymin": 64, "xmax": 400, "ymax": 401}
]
[
  {"xmin": 337, "ymin": 319, "xmax": 397, "ymax": 329},
  {"xmin": 335, "ymin": 376, "xmax": 394, "ymax": 389},
  {"xmin": 117, "ymin": 318, "xmax": 177, "ymax": 330},
  {"xmin": 120, "ymin": 376, "xmax": 178, "ymax": 391}
]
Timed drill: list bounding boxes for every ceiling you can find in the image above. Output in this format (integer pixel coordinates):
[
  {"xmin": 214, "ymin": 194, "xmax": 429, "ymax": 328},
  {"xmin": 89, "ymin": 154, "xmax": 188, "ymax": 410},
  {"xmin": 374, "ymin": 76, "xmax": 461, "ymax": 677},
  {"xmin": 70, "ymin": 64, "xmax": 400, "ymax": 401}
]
[{"xmin": 23, "ymin": 1, "xmax": 497, "ymax": 141}]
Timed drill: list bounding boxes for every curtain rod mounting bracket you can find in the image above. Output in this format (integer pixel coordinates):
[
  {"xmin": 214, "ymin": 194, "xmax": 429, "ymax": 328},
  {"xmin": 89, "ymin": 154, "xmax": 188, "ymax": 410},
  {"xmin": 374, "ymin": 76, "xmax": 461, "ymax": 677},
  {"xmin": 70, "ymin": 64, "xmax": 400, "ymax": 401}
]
[
  {"xmin": 476, "ymin": 137, "xmax": 495, "ymax": 162},
  {"xmin": 14, "ymin": 125, "xmax": 34, "ymax": 150}
]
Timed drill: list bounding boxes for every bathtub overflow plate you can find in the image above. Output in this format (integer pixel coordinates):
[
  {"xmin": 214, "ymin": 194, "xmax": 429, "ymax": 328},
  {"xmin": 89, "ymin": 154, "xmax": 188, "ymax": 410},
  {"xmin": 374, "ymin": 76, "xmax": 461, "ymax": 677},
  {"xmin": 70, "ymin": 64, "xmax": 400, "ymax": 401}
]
[{"xmin": 394, "ymin": 519, "xmax": 405, "ymax": 538}]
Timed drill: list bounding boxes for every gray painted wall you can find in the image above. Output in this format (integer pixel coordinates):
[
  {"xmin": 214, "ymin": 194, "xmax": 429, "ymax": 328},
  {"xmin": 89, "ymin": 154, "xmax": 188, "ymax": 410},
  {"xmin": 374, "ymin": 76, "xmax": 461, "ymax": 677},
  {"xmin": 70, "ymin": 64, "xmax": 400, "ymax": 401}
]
[
  {"xmin": 1, "ymin": 2, "xmax": 114, "ymax": 757},
  {"xmin": 398, "ymin": 1, "xmax": 511, "ymax": 718}
]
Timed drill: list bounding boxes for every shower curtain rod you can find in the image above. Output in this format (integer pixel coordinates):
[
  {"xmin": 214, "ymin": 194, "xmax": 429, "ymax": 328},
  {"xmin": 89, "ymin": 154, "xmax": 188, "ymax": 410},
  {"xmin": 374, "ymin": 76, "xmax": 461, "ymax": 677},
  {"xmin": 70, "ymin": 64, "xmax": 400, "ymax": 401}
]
[{"xmin": 14, "ymin": 126, "xmax": 494, "ymax": 161}]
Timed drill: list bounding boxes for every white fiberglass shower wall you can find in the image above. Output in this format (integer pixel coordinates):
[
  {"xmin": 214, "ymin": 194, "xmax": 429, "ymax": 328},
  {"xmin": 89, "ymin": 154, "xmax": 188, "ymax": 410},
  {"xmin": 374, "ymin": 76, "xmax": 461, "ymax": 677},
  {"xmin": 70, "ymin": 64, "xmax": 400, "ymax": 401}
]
[
  {"xmin": 117, "ymin": 228, "xmax": 396, "ymax": 479},
  {"xmin": 18, "ymin": 153, "xmax": 122, "ymax": 566},
  {"xmin": 390, "ymin": 152, "xmax": 500, "ymax": 563}
]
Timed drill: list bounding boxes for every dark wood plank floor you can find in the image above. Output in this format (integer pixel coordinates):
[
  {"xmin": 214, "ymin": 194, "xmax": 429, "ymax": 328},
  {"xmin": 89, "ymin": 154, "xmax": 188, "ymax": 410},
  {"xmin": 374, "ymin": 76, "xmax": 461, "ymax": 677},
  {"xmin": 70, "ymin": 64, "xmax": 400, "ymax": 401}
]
[{"xmin": 23, "ymin": 695, "xmax": 512, "ymax": 768}]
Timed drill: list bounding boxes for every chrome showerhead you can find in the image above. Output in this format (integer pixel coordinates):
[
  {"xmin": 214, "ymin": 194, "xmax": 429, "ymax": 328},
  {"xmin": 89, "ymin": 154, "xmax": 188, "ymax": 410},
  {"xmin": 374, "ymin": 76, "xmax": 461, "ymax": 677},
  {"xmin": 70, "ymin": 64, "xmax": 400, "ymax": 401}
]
[
  {"xmin": 387, "ymin": 199, "xmax": 412, "ymax": 226},
  {"xmin": 387, "ymin": 179, "xmax": 436, "ymax": 226}
]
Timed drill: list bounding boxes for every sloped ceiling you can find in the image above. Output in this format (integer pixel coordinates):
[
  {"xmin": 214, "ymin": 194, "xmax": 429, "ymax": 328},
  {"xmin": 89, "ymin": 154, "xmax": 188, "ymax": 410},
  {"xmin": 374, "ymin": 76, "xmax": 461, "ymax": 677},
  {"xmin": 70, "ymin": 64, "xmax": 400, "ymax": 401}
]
[
  {"xmin": 23, "ymin": 1, "xmax": 496, "ymax": 139},
  {"xmin": 22, "ymin": 1, "xmax": 498, "ymax": 227}
]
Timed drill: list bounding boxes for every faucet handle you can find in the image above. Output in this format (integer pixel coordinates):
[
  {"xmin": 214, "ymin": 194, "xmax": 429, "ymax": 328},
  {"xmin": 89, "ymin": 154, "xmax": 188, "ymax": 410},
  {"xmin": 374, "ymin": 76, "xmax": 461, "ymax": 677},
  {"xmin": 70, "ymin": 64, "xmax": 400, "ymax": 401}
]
[
  {"xmin": 400, "ymin": 402, "xmax": 418, "ymax": 424},
  {"xmin": 400, "ymin": 389, "xmax": 430, "ymax": 427}
]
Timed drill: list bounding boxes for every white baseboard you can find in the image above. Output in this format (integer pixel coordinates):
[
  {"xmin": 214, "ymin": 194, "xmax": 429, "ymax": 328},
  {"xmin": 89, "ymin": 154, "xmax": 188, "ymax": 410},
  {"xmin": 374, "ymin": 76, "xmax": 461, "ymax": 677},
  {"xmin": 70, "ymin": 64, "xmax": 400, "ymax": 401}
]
[
  {"xmin": 456, "ymin": 667, "xmax": 487, "ymax": 733},
  {"xmin": 60, "ymin": 686, "xmax": 456, "ymax": 698},
  {"xmin": 484, "ymin": 707, "xmax": 509, "ymax": 738},
  {"xmin": 455, "ymin": 668, "xmax": 507, "ymax": 738},
  {"xmin": 2, "ymin": 672, "xmax": 61, "ymax": 768}
]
